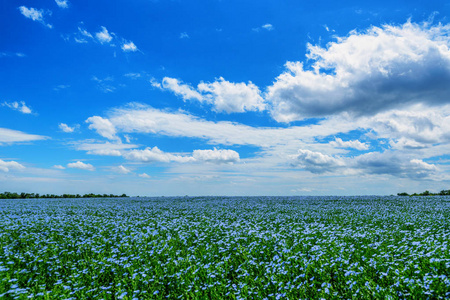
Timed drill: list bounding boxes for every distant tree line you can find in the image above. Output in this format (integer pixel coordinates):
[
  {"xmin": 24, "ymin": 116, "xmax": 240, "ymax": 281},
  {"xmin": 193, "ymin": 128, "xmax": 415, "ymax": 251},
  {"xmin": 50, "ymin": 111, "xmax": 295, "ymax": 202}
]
[
  {"xmin": 0, "ymin": 192, "xmax": 128, "ymax": 199},
  {"xmin": 397, "ymin": 190, "xmax": 450, "ymax": 196}
]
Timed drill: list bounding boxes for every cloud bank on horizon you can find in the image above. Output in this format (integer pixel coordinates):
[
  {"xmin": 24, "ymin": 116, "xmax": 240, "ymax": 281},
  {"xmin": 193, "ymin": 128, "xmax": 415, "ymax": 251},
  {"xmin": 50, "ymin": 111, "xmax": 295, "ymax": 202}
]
[{"xmin": 1, "ymin": 1, "xmax": 450, "ymax": 195}]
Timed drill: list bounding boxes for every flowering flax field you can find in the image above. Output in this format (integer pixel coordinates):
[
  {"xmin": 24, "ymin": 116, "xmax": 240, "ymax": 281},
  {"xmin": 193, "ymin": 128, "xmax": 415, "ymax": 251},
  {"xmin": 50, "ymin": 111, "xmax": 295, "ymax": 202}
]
[{"xmin": 1, "ymin": 196, "xmax": 450, "ymax": 299}]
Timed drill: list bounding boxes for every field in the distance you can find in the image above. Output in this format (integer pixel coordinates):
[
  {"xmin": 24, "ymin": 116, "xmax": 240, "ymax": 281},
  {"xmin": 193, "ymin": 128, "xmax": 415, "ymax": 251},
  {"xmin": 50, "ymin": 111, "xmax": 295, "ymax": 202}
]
[{"xmin": 1, "ymin": 196, "xmax": 450, "ymax": 299}]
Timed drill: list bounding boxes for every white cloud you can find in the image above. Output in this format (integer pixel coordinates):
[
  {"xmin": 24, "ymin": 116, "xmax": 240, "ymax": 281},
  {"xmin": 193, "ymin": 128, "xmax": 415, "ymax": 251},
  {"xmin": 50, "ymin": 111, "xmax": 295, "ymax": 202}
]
[
  {"xmin": 329, "ymin": 138, "xmax": 369, "ymax": 150},
  {"xmin": 86, "ymin": 116, "xmax": 118, "ymax": 141},
  {"xmin": 139, "ymin": 173, "xmax": 150, "ymax": 178},
  {"xmin": 124, "ymin": 147, "xmax": 239, "ymax": 165},
  {"xmin": 79, "ymin": 27, "xmax": 92, "ymax": 38},
  {"xmin": 83, "ymin": 103, "xmax": 450, "ymax": 181},
  {"xmin": 2, "ymin": 101, "xmax": 32, "ymax": 114},
  {"xmin": 290, "ymin": 149, "xmax": 345, "ymax": 173},
  {"xmin": 59, "ymin": 123, "xmax": 78, "ymax": 133},
  {"xmin": 72, "ymin": 24, "xmax": 138, "ymax": 55},
  {"xmin": 54, "ymin": 84, "xmax": 70, "ymax": 91},
  {"xmin": 267, "ymin": 21, "xmax": 450, "ymax": 122},
  {"xmin": 289, "ymin": 149, "xmax": 438, "ymax": 179},
  {"xmin": 122, "ymin": 41, "xmax": 138, "ymax": 52},
  {"xmin": 193, "ymin": 149, "xmax": 240, "ymax": 164},
  {"xmin": 18, "ymin": 6, "xmax": 52, "ymax": 28},
  {"xmin": 0, "ymin": 52, "xmax": 26, "ymax": 58},
  {"xmin": 0, "ymin": 128, "xmax": 47, "ymax": 144},
  {"xmin": 67, "ymin": 161, "xmax": 95, "ymax": 171},
  {"xmin": 53, "ymin": 165, "xmax": 65, "ymax": 169},
  {"xmin": 0, "ymin": 159, "xmax": 25, "ymax": 172},
  {"xmin": 161, "ymin": 77, "xmax": 203, "ymax": 101},
  {"xmin": 369, "ymin": 106, "xmax": 450, "ymax": 145},
  {"xmin": 198, "ymin": 77, "xmax": 266, "ymax": 113},
  {"xmin": 91, "ymin": 149, "xmax": 122, "ymax": 156},
  {"xmin": 124, "ymin": 73, "xmax": 141, "ymax": 79},
  {"xmin": 74, "ymin": 38, "xmax": 88, "ymax": 44},
  {"xmin": 354, "ymin": 152, "xmax": 437, "ymax": 179},
  {"xmin": 55, "ymin": 0, "xmax": 69, "ymax": 8},
  {"xmin": 150, "ymin": 77, "xmax": 162, "ymax": 88},
  {"xmin": 74, "ymin": 26, "xmax": 93, "ymax": 43},
  {"xmin": 389, "ymin": 138, "xmax": 427, "ymax": 150},
  {"xmin": 253, "ymin": 23, "xmax": 274, "ymax": 32},
  {"xmin": 112, "ymin": 165, "xmax": 131, "ymax": 174},
  {"xmin": 262, "ymin": 24, "xmax": 274, "ymax": 31},
  {"xmin": 95, "ymin": 26, "xmax": 113, "ymax": 44},
  {"xmin": 180, "ymin": 32, "xmax": 189, "ymax": 39},
  {"xmin": 75, "ymin": 141, "xmax": 138, "ymax": 156},
  {"xmin": 158, "ymin": 77, "xmax": 265, "ymax": 113},
  {"xmin": 123, "ymin": 135, "xmax": 132, "ymax": 143},
  {"xmin": 86, "ymin": 104, "xmax": 357, "ymax": 148},
  {"xmin": 91, "ymin": 76, "xmax": 116, "ymax": 93},
  {"xmin": 124, "ymin": 147, "xmax": 195, "ymax": 163}
]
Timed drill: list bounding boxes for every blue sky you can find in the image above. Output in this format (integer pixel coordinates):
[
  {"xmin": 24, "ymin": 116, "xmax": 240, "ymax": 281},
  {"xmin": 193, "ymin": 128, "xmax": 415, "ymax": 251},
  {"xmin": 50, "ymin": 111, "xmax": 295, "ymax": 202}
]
[{"xmin": 1, "ymin": 0, "xmax": 450, "ymax": 196}]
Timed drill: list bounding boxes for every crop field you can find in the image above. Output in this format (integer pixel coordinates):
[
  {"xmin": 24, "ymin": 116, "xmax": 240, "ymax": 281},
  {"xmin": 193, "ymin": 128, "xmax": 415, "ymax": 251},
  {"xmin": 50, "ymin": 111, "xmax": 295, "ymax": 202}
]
[{"xmin": 1, "ymin": 196, "xmax": 450, "ymax": 299}]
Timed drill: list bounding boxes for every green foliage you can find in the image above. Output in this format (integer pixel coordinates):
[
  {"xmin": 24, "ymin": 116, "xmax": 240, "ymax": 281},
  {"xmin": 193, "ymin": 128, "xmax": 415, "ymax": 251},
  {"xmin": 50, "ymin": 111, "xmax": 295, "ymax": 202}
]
[{"xmin": 398, "ymin": 189, "xmax": 450, "ymax": 196}]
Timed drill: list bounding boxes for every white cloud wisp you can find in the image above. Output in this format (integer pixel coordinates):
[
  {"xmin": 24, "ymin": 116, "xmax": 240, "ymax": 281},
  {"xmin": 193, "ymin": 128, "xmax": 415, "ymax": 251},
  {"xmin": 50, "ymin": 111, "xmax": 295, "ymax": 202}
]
[
  {"xmin": 18, "ymin": 6, "xmax": 52, "ymax": 28},
  {"xmin": 0, "ymin": 159, "xmax": 25, "ymax": 172},
  {"xmin": 3, "ymin": 101, "xmax": 32, "ymax": 114},
  {"xmin": 67, "ymin": 161, "xmax": 95, "ymax": 171}
]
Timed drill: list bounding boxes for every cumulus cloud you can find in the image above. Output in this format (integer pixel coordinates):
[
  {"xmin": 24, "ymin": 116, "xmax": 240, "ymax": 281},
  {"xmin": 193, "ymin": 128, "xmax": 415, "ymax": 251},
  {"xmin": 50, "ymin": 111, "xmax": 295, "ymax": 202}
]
[
  {"xmin": 369, "ymin": 106, "xmax": 450, "ymax": 144},
  {"xmin": 112, "ymin": 165, "xmax": 131, "ymax": 174},
  {"xmin": 192, "ymin": 149, "xmax": 240, "ymax": 164},
  {"xmin": 2, "ymin": 101, "xmax": 32, "ymax": 114},
  {"xmin": 139, "ymin": 173, "xmax": 150, "ymax": 178},
  {"xmin": 59, "ymin": 123, "xmax": 78, "ymax": 133},
  {"xmin": 55, "ymin": 0, "xmax": 69, "ymax": 8},
  {"xmin": 67, "ymin": 161, "xmax": 95, "ymax": 171},
  {"xmin": 289, "ymin": 149, "xmax": 438, "ymax": 179},
  {"xmin": 0, "ymin": 128, "xmax": 47, "ymax": 144},
  {"xmin": 86, "ymin": 116, "xmax": 118, "ymax": 140},
  {"xmin": 18, "ymin": 6, "xmax": 52, "ymax": 28},
  {"xmin": 354, "ymin": 152, "xmax": 437, "ymax": 179},
  {"xmin": 267, "ymin": 21, "xmax": 450, "ymax": 122},
  {"xmin": 53, "ymin": 165, "xmax": 65, "ymax": 169},
  {"xmin": 329, "ymin": 138, "xmax": 369, "ymax": 150},
  {"xmin": 198, "ymin": 77, "xmax": 265, "ymax": 113},
  {"xmin": 95, "ymin": 26, "xmax": 113, "ymax": 44},
  {"xmin": 290, "ymin": 149, "xmax": 345, "ymax": 173},
  {"xmin": 160, "ymin": 77, "xmax": 203, "ymax": 101},
  {"xmin": 0, "ymin": 159, "xmax": 25, "ymax": 172},
  {"xmin": 158, "ymin": 77, "xmax": 265, "ymax": 113},
  {"xmin": 389, "ymin": 137, "xmax": 428, "ymax": 150},
  {"xmin": 121, "ymin": 41, "xmax": 138, "ymax": 52}
]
